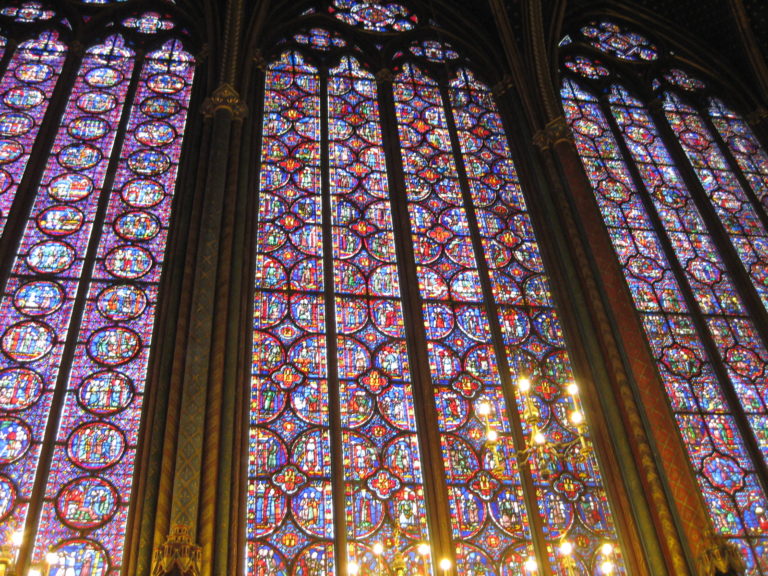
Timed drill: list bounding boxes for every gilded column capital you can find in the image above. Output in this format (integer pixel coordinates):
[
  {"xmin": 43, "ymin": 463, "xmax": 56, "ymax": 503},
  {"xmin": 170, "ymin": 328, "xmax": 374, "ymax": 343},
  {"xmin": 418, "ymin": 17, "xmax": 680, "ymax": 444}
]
[
  {"xmin": 201, "ymin": 83, "xmax": 248, "ymax": 120},
  {"xmin": 533, "ymin": 116, "xmax": 573, "ymax": 150},
  {"xmin": 253, "ymin": 49, "xmax": 267, "ymax": 72},
  {"xmin": 151, "ymin": 525, "xmax": 202, "ymax": 576},
  {"xmin": 698, "ymin": 539, "xmax": 745, "ymax": 576}
]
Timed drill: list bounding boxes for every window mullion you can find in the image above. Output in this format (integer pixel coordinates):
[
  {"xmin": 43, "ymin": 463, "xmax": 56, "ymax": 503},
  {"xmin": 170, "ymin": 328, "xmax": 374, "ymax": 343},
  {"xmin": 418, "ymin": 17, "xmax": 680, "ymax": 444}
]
[
  {"xmin": 598, "ymin": 92, "xmax": 768, "ymax": 494},
  {"xmin": 17, "ymin": 47, "xmax": 147, "ymax": 575},
  {"xmin": 374, "ymin": 70, "xmax": 455, "ymax": 569},
  {"xmin": 319, "ymin": 66, "xmax": 350, "ymax": 576},
  {"xmin": 644, "ymin": 97, "xmax": 768, "ymax": 341},
  {"xmin": 437, "ymin": 82, "xmax": 555, "ymax": 576}
]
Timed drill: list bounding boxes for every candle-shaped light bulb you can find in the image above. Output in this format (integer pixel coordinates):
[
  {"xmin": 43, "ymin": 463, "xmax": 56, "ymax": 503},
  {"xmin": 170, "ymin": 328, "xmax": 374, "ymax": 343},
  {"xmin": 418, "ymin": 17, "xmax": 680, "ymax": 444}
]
[
  {"xmin": 524, "ymin": 556, "xmax": 538, "ymax": 572},
  {"xmin": 601, "ymin": 543, "xmax": 614, "ymax": 556},
  {"xmin": 348, "ymin": 561, "xmax": 360, "ymax": 575},
  {"xmin": 601, "ymin": 561, "xmax": 615, "ymax": 574},
  {"xmin": 10, "ymin": 531, "xmax": 23, "ymax": 547},
  {"xmin": 487, "ymin": 429, "xmax": 498, "ymax": 442},
  {"xmin": 518, "ymin": 377, "xmax": 531, "ymax": 393},
  {"xmin": 418, "ymin": 543, "xmax": 430, "ymax": 557},
  {"xmin": 373, "ymin": 542, "xmax": 384, "ymax": 556},
  {"xmin": 567, "ymin": 382, "xmax": 579, "ymax": 395},
  {"xmin": 571, "ymin": 410, "xmax": 584, "ymax": 426},
  {"xmin": 439, "ymin": 558, "xmax": 451, "ymax": 574},
  {"xmin": 477, "ymin": 402, "xmax": 490, "ymax": 417},
  {"xmin": 45, "ymin": 551, "xmax": 59, "ymax": 565},
  {"xmin": 559, "ymin": 540, "xmax": 573, "ymax": 556},
  {"xmin": 533, "ymin": 431, "xmax": 546, "ymax": 445}
]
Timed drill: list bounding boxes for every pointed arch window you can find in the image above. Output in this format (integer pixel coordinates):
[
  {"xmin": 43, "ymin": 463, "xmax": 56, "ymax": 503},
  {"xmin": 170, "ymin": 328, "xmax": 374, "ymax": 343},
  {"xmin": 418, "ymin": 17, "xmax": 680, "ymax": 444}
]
[
  {"xmin": 0, "ymin": 2, "xmax": 196, "ymax": 574},
  {"xmin": 560, "ymin": 19, "xmax": 768, "ymax": 575},
  {"xmin": 247, "ymin": 3, "xmax": 624, "ymax": 575}
]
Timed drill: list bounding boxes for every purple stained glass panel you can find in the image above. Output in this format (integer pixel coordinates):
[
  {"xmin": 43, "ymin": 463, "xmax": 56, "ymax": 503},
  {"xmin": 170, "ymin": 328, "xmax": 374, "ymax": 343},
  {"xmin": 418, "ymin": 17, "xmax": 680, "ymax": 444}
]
[
  {"xmin": 31, "ymin": 40, "xmax": 194, "ymax": 573},
  {"xmin": 0, "ymin": 31, "xmax": 66, "ymax": 238},
  {"xmin": 0, "ymin": 35, "xmax": 134, "ymax": 547}
]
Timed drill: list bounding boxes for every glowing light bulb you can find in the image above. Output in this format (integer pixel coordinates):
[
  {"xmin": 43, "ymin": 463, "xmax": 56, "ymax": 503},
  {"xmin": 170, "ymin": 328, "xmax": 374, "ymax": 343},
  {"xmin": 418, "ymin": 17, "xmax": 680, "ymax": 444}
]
[
  {"xmin": 571, "ymin": 411, "xmax": 584, "ymax": 425},
  {"xmin": 45, "ymin": 551, "xmax": 59, "ymax": 565},
  {"xmin": 477, "ymin": 402, "xmax": 491, "ymax": 416},
  {"xmin": 524, "ymin": 556, "xmax": 538, "ymax": 572},
  {"xmin": 559, "ymin": 540, "xmax": 573, "ymax": 556},
  {"xmin": 601, "ymin": 560, "xmax": 615, "ymax": 574},
  {"xmin": 567, "ymin": 382, "xmax": 579, "ymax": 395},
  {"xmin": 348, "ymin": 561, "xmax": 360, "ymax": 575},
  {"xmin": 534, "ymin": 431, "xmax": 546, "ymax": 445},
  {"xmin": 601, "ymin": 543, "xmax": 614, "ymax": 556},
  {"xmin": 756, "ymin": 506, "xmax": 765, "ymax": 516},
  {"xmin": 518, "ymin": 377, "xmax": 531, "ymax": 393},
  {"xmin": 487, "ymin": 429, "xmax": 498, "ymax": 442},
  {"xmin": 28, "ymin": 569, "xmax": 42, "ymax": 576},
  {"xmin": 418, "ymin": 543, "xmax": 430, "ymax": 557},
  {"xmin": 10, "ymin": 531, "xmax": 23, "ymax": 547},
  {"xmin": 439, "ymin": 558, "xmax": 452, "ymax": 571},
  {"xmin": 373, "ymin": 542, "xmax": 384, "ymax": 556}
]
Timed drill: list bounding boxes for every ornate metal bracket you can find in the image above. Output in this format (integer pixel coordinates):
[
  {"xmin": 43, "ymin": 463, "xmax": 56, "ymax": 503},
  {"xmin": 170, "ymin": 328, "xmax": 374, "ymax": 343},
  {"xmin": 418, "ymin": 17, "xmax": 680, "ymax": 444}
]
[
  {"xmin": 151, "ymin": 525, "xmax": 202, "ymax": 576},
  {"xmin": 698, "ymin": 540, "xmax": 746, "ymax": 576},
  {"xmin": 201, "ymin": 83, "xmax": 248, "ymax": 120}
]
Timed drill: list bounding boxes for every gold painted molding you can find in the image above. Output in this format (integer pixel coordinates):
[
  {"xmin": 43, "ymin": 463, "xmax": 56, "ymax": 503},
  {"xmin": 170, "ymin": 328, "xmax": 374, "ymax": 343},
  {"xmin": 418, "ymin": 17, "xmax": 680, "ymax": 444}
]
[
  {"xmin": 152, "ymin": 525, "xmax": 202, "ymax": 576},
  {"xmin": 698, "ymin": 539, "xmax": 746, "ymax": 576},
  {"xmin": 201, "ymin": 83, "xmax": 248, "ymax": 120}
]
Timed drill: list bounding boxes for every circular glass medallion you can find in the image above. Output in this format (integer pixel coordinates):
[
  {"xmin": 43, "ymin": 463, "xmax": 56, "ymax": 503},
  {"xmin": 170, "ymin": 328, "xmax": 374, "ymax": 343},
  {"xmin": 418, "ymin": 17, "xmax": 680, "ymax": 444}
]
[
  {"xmin": 85, "ymin": 67, "xmax": 122, "ymax": 89},
  {"xmin": 140, "ymin": 96, "xmax": 180, "ymax": 119},
  {"xmin": 0, "ymin": 417, "xmax": 31, "ymax": 464},
  {"xmin": 135, "ymin": 121, "xmax": 175, "ymax": 147},
  {"xmin": 0, "ymin": 475, "xmax": 16, "ymax": 521},
  {"xmin": 37, "ymin": 205, "xmax": 84, "ymax": 236},
  {"xmin": 0, "ymin": 169, "xmax": 11, "ymax": 194},
  {"xmin": 147, "ymin": 73, "xmax": 185, "ymax": 94},
  {"xmin": 97, "ymin": 284, "xmax": 147, "ymax": 321},
  {"xmin": 14, "ymin": 280, "xmax": 64, "ymax": 316},
  {"xmin": 121, "ymin": 179, "xmax": 164, "ymax": 208},
  {"xmin": 128, "ymin": 149, "xmax": 170, "ymax": 176},
  {"xmin": 87, "ymin": 327, "xmax": 141, "ymax": 366},
  {"xmin": 2, "ymin": 320, "xmax": 54, "ymax": 362},
  {"xmin": 67, "ymin": 422, "xmax": 125, "ymax": 470},
  {"xmin": 78, "ymin": 371, "xmax": 133, "ymax": 415},
  {"xmin": 68, "ymin": 116, "xmax": 110, "ymax": 141},
  {"xmin": 58, "ymin": 143, "xmax": 102, "ymax": 171},
  {"xmin": 0, "ymin": 368, "xmax": 43, "ymax": 411},
  {"xmin": 49, "ymin": 173, "xmax": 94, "ymax": 202},
  {"xmin": 48, "ymin": 539, "xmax": 109, "ymax": 576},
  {"xmin": 76, "ymin": 92, "xmax": 117, "ymax": 114},
  {"xmin": 0, "ymin": 140, "xmax": 23, "ymax": 164},
  {"xmin": 114, "ymin": 211, "xmax": 160, "ymax": 241},
  {"xmin": 27, "ymin": 240, "xmax": 75, "ymax": 274},
  {"xmin": 104, "ymin": 245, "xmax": 153, "ymax": 279},
  {"xmin": 15, "ymin": 63, "xmax": 52, "ymax": 83},
  {"xmin": 0, "ymin": 112, "xmax": 33, "ymax": 137},
  {"xmin": 3, "ymin": 86, "xmax": 45, "ymax": 110},
  {"xmin": 57, "ymin": 477, "xmax": 119, "ymax": 529}
]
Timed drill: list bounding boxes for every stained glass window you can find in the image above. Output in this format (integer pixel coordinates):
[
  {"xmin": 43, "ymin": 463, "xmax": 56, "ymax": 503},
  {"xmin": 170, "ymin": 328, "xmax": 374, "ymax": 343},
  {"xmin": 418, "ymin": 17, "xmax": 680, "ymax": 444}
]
[
  {"xmin": 0, "ymin": 5, "xmax": 194, "ymax": 575},
  {"xmin": 561, "ymin": 20, "xmax": 768, "ymax": 575},
  {"xmin": 248, "ymin": 3, "xmax": 624, "ymax": 575}
]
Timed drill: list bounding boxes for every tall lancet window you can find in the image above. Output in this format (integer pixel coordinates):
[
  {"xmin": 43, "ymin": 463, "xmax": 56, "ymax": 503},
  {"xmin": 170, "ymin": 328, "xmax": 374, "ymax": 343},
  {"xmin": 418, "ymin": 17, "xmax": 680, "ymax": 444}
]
[
  {"xmin": 561, "ymin": 20, "xmax": 768, "ymax": 575},
  {"xmin": 0, "ymin": 2, "xmax": 196, "ymax": 575},
  {"xmin": 247, "ymin": 2, "xmax": 623, "ymax": 575}
]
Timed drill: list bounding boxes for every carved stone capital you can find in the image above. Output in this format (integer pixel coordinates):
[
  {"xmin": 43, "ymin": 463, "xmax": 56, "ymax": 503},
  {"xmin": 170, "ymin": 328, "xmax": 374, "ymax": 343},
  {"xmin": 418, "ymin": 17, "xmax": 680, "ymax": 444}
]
[
  {"xmin": 747, "ymin": 106, "xmax": 768, "ymax": 128},
  {"xmin": 152, "ymin": 525, "xmax": 202, "ymax": 576},
  {"xmin": 201, "ymin": 83, "xmax": 248, "ymax": 120},
  {"xmin": 253, "ymin": 49, "xmax": 267, "ymax": 72},
  {"xmin": 375, "ymin": 68, "xmax": 394, "ymax": 84},
  {"xmin": 698, "ymin": 540, "xmax": 746, "ymax": 576},
  {"xmin": 533, "ymin": 116, "xmax": 573, "ymax": 150},
  {"xmin": 492, "ymin": 75, "xmax": 514, "ymax": 98}
]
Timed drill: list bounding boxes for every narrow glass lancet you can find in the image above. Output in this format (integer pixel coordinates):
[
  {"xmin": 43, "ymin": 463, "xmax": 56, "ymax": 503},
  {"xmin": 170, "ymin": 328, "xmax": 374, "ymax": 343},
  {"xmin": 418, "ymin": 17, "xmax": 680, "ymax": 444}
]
[
  {"xmin": 329, "ymin": 56, "xmax": 431, "ymax": 574},
  {"xmin": 0, "ymin": 35, "xmax": 134, "ymax": 546},
  {"xmin": 0, "ymin": 31, "xmax": 66, "ymax": 238},
  {"xmin": 31, "ymin": 39, "xmax": 194, "ymax": 574},
  {"xmin": 247, "ymin": 51, "xmax": 336, "ymax": 575}
]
